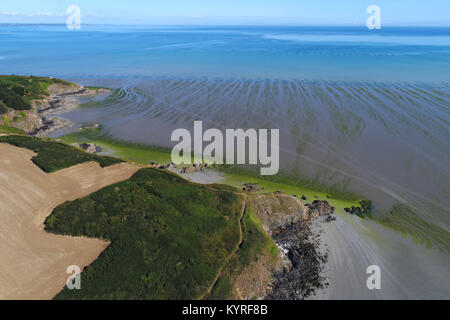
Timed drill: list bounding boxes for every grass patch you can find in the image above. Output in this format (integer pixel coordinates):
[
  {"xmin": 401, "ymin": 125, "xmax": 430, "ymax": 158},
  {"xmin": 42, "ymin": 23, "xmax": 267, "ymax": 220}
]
[
  {"xmin": 0, "ymin": 75, "xmax": 74, "ymax": 114},
  {"xmin": 0, "ymin": 125, "xmax": 26, "ymax": 135},
  {"xmin": 0, "ymin": 135, "xmax": 123, "ymax": 172},
  {"xmin": 45, "ymin": 168, "xmax": 243, "ymax": 299},
  {"xmin": 1, "ymin": 116, "xmax": 10, "ymax": 127},
  {"xmin": 208, "ymin": 208, "xmax": 278, "ymax": 299}
]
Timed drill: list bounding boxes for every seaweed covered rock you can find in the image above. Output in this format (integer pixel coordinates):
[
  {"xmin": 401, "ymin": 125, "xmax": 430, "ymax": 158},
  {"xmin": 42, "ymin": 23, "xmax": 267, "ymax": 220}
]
[
  {"xmin": 242, "ymin": 183, "xmax": 263, "ymax": 192},
  {"xmin": 79, "ymin": 143, "xmax": 101, "ymax": 154},
  {"xmin": 344, "ymin": 200, "xmax": 373, "ymax": 217},
  {"xmin": 305, "ymin": 200, "xmax": 334, "ymax": 220}
]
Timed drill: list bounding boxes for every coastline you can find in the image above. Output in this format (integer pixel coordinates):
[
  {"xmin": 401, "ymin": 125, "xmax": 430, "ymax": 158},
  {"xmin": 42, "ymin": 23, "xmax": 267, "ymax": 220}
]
[
  {"xmin": 0, "ymin": 80, "xmax": 111, "ymax": 138},
  {"xmin": 9, "ymin": 77, "xmax": 448, "ymax": 300},
  {"xmin": 31, "ymin": 87, "xmax": 111, "ymax": 137}
]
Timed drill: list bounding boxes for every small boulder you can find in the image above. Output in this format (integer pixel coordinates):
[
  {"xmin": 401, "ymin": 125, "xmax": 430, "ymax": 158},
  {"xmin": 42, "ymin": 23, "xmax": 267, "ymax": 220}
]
[{"xmin": 79, "ymin": 143, "xmax": 100, "ymax": 153}]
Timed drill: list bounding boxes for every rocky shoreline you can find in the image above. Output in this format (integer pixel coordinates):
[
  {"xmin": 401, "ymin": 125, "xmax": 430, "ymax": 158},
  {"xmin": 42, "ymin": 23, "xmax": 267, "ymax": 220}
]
[
  {"xmin": 32, "ymin": 87, "xmax": 110, "ymax": 137},
  {"xmin": 248, "ymin": 192, "xmax": 334, "ymax": 300},
  {"xmin": 2, "ymin": 82, "xmax": 110, "ymax": 137},
  {"xmin": 269, "ymin": 221, "xmax": 328, "ymax": 299}
]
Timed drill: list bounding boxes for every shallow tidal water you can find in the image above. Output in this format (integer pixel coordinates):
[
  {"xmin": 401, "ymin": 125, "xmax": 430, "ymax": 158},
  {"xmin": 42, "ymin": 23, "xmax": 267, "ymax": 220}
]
[{"xmin": 59, "ymin": 78, "xmax": 450, "ymax": 227}]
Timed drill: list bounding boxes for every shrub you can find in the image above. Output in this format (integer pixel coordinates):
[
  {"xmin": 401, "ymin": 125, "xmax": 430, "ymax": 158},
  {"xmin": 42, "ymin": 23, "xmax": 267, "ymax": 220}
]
[{"xmin": 0, "ymin": 135, "xmax": 123, "ymax": 172}]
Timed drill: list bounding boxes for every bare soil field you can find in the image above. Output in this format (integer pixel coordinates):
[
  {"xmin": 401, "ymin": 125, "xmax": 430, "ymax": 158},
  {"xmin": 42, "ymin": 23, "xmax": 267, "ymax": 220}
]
[{"xmin": 0, "ymin": 143, "xmax": 139, "ymax": 299}]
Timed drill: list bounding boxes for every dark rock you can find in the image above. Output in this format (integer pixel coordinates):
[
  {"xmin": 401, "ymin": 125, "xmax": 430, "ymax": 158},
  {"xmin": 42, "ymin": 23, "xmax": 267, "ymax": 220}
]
[
  {"xmin": 305, "ymin": 200, "xmax": 334, "ymax": 220},
  {"xmin": 243, "ymin": 183, "xmax": 262, "ymax": 192},
  {"xmin": 270, "ymin": 223, "xmax": 328, "ymax": 300},
  {"xmin": 79, "ymin": 143, "xmax": 101, "ymax": 153}
]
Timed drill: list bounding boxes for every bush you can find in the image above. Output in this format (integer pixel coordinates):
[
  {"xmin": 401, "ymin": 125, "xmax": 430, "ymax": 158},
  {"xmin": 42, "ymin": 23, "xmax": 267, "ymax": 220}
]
[
  {"xmin": 0, "ymin": 135, "xmax": 123, "ymax": 172},
  {"xmin": 45, "ymin": 168, "xmax": 243, "ymax": 299},
  {"xmin": 0, "ymin": 100, "xmax": 7, "ymax": 114}
]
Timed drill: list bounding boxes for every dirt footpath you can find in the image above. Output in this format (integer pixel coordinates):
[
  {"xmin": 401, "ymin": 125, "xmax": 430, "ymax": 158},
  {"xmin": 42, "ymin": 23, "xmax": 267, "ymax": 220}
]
[{"xmin": 0, "ymin": 143, "xmax": 139, "ymax": 299}]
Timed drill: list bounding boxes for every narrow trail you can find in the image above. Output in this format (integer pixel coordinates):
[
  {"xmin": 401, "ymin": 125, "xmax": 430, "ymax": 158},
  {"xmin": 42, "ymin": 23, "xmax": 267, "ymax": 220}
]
[{"xmin": 197, "ymin": 192, "xmax": 247, "ymax": 300}]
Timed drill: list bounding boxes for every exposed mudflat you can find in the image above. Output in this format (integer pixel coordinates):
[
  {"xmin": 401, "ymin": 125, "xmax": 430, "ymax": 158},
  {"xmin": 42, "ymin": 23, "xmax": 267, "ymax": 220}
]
[
  {"xmin": 0, "ymin": 143, "xmax": 139, "ymax": 299},
  {"xmin": 309, "ymin": 214, "xmax": 450, "ymax": 300}
]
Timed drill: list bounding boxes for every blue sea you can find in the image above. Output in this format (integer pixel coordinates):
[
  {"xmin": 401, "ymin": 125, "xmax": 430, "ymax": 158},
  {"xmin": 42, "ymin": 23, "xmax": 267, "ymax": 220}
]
[{"xmin": 1, "ymin": 25, "xmax": 450, "ymax": 82}]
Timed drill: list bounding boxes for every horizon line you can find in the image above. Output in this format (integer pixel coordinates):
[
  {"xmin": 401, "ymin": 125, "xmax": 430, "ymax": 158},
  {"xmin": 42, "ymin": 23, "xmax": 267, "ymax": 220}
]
[{"xmin": 1, "ymin": 23, "xmax": 450, "ymax": 28}]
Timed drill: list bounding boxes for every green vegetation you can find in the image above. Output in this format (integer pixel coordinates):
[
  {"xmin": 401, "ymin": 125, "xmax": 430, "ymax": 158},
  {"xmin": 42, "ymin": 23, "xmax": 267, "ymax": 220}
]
[
  {"xmin": 0, "ymin": 124, "xmax": 26, "ymax": 135},
  {"xmin": 0, "ymin": 100, "xmax": 7, "ymax": 114},
  {"xmin": 1, "ymin": 116, "xmax": 9, "ymax": 127},
  {"xmin": 221, "ymin": 165, "xmax": 360, "ymax": 202},
  {"xmin": 0, "ymin": 135, "xmax": 122, "ymax": 172},
  {"xmin": 45, "ymin": 168, "xmax": 243, "ymax": 299},
  {"xmin": 208, "ymin": 208, "xmax": 278, "ymax": 299},
  {"xmin": 376, "ymin": 204, "xmax": 450, "ymax": 252},
  {"xmin": 59, "ymin": 128, "xmax": 172, "ymax": 165},
  {"xmin": 233, "ymin": 208, "xmax": 278, "ymax": 267},
  {"xmin": 344, "ymin": 200, "xmax": 373, "ymax": 218},
  {"xmin": 0, "ymin": 75, "xmax": 73, "ymax": 114},
  {"xmin": 59, "ymin": 127, "xmax": 363, "ymax": 212},
  {"xmin": 221, "ymin": 169, "xmax": 362, "ymax": 215},
  {"xmin": 12, "ymin": 111, "xmax": 27, "ymax": 123}
]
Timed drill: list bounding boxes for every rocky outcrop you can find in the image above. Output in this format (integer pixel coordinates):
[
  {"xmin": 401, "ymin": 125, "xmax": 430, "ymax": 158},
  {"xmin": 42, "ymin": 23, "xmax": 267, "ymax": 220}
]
[
  {"xmin": 269, "ymin": 222, "xmax": 328, "ymax": 300},
  {"xmin": 249, "ymin": 194, "xmax": 335, "ymax": 235},
  {"xmin": 79, "ymin": 143, "xmax": 101, "ymax": 154},
  {"xmin": 248, "ymin": 193, "xmax": 309, "ymax": 236},
  {"xmin": 248, "ymin": 194, "xmax": 334, "ymax": 300},
  {"xmin": 242, "ymin": 183, "xmax": 263, "ymax": 192},
  {"xmin": 180, "ymin": 163, "xmax": 213, "ymax": 174},
  {"xmin": 304, "ymin": 200, "xmax": 335, "ymax": 220},
  {"xmin": 149, "ymin": 162, "xmax": 176, "ymax": 170},
  {"xmin": 344, "ymin": 200, "xmax": 373, "ymax": 217},
  {"xmin": 5, "ymin": 82, "xmax": 108, "ymax": 136}
]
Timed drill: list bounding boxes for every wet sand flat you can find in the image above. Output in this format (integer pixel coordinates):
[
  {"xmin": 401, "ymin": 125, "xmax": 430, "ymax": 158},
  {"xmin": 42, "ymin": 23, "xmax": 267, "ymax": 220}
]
[
  {"xmin": 0, "ymin": 143, "xmax": 139, "ymax": 299},
  {"xmin": 309, "ymin": 214, "xmax": 450, "ymax": 299}
]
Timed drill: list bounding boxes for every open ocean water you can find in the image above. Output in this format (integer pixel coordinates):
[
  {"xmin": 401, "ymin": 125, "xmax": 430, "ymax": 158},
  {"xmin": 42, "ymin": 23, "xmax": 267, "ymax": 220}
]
[{"xmin": 1, "ymin": 24, "xmax": 449, "ymax": 298}]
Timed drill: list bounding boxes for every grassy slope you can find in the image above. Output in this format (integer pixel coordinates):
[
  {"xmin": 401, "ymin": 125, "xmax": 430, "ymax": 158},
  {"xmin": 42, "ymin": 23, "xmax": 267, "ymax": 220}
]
[
  {"xmin": 0, "ymin": 135, "xmax": 122, "ymax": 172},
  {"xmin": 45, "ymin": 168, "xmax": 243, "ymax": 299},
  {"xmin": 207, "ymin": 207, "xmax": 279, "ymax": 299},
  {"xmin": 0, "ymin": 124, "xmax": 26, "ymax": 135},
  {"xmin": 0, "ymin": 75, "xmax": 73, "ymax": 115}
]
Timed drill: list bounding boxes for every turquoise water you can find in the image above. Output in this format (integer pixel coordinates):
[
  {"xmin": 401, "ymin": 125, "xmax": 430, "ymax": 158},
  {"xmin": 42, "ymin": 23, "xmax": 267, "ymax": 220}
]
[{"xmin": 1, "ymin": 25, "xmax": 450, "ymax": 82}]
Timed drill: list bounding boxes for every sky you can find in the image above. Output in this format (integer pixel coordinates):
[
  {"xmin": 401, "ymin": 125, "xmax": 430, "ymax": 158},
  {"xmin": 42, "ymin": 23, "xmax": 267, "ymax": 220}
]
[{"xmin": 1, "ymin": 0, "xmax": 449, "ymax": 26}]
